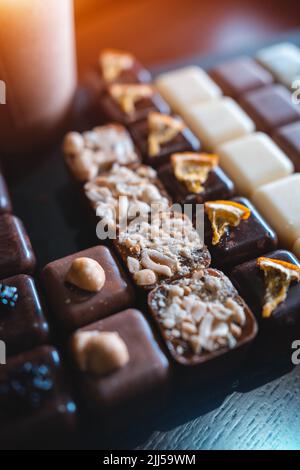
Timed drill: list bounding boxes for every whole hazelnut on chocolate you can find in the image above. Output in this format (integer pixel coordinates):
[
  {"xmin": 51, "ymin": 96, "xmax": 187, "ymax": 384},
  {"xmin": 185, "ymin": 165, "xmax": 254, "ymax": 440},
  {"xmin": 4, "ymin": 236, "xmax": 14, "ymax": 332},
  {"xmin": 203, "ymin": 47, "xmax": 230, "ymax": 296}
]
[
  {"xmin": 66, "ymin": 257, "xmax": 106, "ymax": 292},
  {"xmin": 71, "ymin": 330, "xmax": 129, "ymax": 375}
]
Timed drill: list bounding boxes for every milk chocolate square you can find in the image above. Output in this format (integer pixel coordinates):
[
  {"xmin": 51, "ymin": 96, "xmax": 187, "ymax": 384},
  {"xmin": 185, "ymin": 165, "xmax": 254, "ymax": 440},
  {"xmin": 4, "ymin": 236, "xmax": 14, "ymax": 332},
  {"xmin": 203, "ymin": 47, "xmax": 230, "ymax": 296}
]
[
  {"xmin": 42, "ymin": 246, "xmax": 135, "ymax": 333},
  {"xmin": 273, "ymin": 121, "xmax": 300, "ymax": 171},
  {"xmin": 0, "ymin": 275, "xmax": 49, "ymax": 357},
  {"xmin": 204, "ymin": 197, "xmax": 278, "ymax": 268},
  {"xmin": 0, "ymin": 215, "xmax": 36, "ymax": 278}
]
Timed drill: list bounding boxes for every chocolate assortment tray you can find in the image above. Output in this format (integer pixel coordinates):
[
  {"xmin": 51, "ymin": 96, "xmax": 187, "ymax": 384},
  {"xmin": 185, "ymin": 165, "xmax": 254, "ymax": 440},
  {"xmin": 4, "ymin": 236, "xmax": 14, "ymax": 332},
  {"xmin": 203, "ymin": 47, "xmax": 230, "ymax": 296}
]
[{"xmin": 2, "ymin": 31, "xmax": 300, "ymax": 450}]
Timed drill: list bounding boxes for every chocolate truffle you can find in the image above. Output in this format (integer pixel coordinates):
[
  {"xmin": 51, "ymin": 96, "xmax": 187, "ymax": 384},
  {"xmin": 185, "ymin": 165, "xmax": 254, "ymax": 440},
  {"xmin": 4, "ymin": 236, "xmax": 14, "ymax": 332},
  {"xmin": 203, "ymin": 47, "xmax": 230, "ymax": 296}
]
[
  {"xmin": 0, "ymin": 214, "xmax": 36, "ymax": 278},
  {"xmin": 42, "ymin": 246, "xmax": 135, "ymax": 333},
  {"xmin": 0, "ymin": 275, "xmax": 49, "ymax": 357},
  {"xmin": 69, "ymin": 309, "xmax": 170, "ymax": 413},
  {"xmin": 158, "ymin": 153, "xmax": 235, "ymax": 205},
  {"xmin": 148, "ymin": 269, "xmax": 257, "ymax": 376},
  {"xmin": 230, "ymin": 250, "xmax": 300, "ymax": 323},
  {"xmin": 0, "ymin": 167, "xmax": 12, "ymax": 214},
  {"xmin": 99, "ymin": 84, "xmax": 170, "ymax": 126},
  {"xmin": 0, "ymin": 346, "xmax": 77, "ymax": 447},
  {"xmin": 63, "ymin": 124, "xmax": 140, "ymax": 182},
  {"xmin": 115, "ymin": 211, "xmax": 211, "ymax": 290},
  {"xmin": 129, "ymin": 112, "xmax": 200, "ymax": 167},
  {"xmin": 273, "ymin": 121, "xmax": 300, "ymax": 171},
  {"xmin": 204, "ymin": 197, "xmax": 278, "ymax": 268},
  {"xmin": 240, "ymin": 85, "xmax": 300, "ymax": 133},
  {"xmin": 97, "ymin": 49, "xmax": 152, "ymax": 93},
  {"xmin": 210, "ymin": 56, "xmax": 273, "ymax": 98}
]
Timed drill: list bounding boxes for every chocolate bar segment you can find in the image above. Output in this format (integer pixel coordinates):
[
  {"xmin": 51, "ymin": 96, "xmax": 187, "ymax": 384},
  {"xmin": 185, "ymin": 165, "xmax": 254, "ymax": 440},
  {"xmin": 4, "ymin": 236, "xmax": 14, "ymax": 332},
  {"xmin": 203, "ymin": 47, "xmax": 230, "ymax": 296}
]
[
  {"xmin": 63, "ymin": 124, "xmax": 140, "ymax": 182},
  {"xmin": 129, "ymin": 113, "xmax": 200, "ymax": 167},
  {"xmin": 148, "ymin": 269, "xmax": 257, "ymax": 368},
  {"xmin": 0, "ymin": 346, "xmax": 77, "ymax": 447},
  {"xmin": 0, "ymin": 274, "xmax": 49, "ymax": 357},
  {"xmin": 42, "ymin": 246, "xmax": 135, "ymax": 333},
  {"xmin": 0, "ymin": 214, "xmax": 36, "ymax": 278},
  {"xmin": 0, "ymin": 166, "xmax": 12, "ymax": 214},
  {"xmin": 69, "ymin": 309, "xmax": 169, "ymax": 413},
  {"xmin": 273, "ymin": 121, "xmax": 300, "ymax": 172}
]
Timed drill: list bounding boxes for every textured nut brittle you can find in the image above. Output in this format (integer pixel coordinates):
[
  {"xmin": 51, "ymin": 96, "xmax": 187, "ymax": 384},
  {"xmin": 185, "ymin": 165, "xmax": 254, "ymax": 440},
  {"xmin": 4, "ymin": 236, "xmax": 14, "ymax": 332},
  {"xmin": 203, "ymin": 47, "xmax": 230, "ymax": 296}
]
[{"xmin": 149, "ymin": 270, "xmax": 247, "ymax": 356}]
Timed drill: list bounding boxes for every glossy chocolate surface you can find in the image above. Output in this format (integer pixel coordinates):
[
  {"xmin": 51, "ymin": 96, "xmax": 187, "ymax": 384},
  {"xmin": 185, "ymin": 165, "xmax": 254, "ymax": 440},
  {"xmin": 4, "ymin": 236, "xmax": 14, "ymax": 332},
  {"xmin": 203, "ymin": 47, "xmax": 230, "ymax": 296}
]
[
  {"xmin": 129, "ymin": 117, "xmax": 200, "ymax": 167},
  {"xmin": 229, "ymin": 249, "xmax": 300, "ymax": 328},
  {"xmin": 0, "ymin": 346, "xmax": 77, "ymax": 447},
  {"xmin": 42, "ymin": 246, "xmax": 135, "ymax": 333},
  {"xmin": 0, "ymin": 168, "xmax": 12, "ymax": 214},
  {"xmin": 0, "ymin": 275, "xmax": 49, "ymax": 357},
  {"xmin": 204, "ymin": 197, "xmax": 278, "ymax": 268},
  {"xmin": 158, "ymin": 163, "xmax": 235, "ymax": 205},
  {"xmin": 240, "ymin": 84, "xmax": 300, "ymax": 133},
  {"xmin": 99, "ymin": 89, "xmax": 170, "ymax": 126},
  {"xmin": 0, "ymin": 214, "xmax": 36, "ymax": 278},
  {"xmin": 71, "ymin": 309, "xmax": 169, "ymax": 411},
  {"xmin": 210, "ymin": 56, "xmax": 273, "ymax": 98},
  {"xmin": 273, "ymin": 121, "xmax": 300, "ymax": 171}
]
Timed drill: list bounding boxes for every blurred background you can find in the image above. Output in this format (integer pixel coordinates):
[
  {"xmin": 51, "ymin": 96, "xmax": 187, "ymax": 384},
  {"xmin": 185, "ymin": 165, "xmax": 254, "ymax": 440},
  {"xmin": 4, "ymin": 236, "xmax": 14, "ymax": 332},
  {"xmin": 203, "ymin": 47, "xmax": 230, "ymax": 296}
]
[{"xmin": 74, "ymin": 0, "xmax": 300, "ymax": 76}]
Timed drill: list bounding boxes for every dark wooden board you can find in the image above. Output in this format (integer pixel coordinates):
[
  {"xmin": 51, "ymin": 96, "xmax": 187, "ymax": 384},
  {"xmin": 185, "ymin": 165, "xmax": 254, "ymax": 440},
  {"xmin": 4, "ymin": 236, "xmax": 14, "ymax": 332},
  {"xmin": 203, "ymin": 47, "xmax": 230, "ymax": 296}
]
[{"xmin": 5, "ymin": 30, "xmax": 300, "ymax": 450}]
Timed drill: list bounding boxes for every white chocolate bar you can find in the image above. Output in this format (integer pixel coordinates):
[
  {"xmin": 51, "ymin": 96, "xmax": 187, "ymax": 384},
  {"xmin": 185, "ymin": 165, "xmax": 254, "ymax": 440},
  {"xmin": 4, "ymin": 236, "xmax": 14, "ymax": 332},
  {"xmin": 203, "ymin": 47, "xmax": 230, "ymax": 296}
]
[{"xmin": 256, "ymin": 42, "xmax": 300, "ymax": 88}]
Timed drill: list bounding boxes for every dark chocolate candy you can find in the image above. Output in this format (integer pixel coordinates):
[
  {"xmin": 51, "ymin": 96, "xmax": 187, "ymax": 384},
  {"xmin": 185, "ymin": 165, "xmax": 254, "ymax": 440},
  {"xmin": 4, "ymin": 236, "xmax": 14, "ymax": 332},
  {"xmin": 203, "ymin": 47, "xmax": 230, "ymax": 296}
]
[
  {"xmin": 204, "ymin": 197, "xmax": 278, "ymax": 268},
  {"xmin": 0, "ymin": 168, "xmax": 12, "ymax": 214},
  {"xmin": 158, "ymin": 162, "xmax": 235, "ymax": 205},
  {"xmin": 70, "ymin": 309, "xmax": 170, "ymax": 413},
  {"xmin": 0, "ymin": 275, "xmax": 49, "ymax": 357},
  {"xmin": 129, "ymin": 115, "xmax": 200, "ymax": 167},
  {"xmin": 0, "ymin": 346, "xmax": 77, "ymax": 447},
  {"xmin": 210, "ymin": 56, "xmax": 273, "ymax": 98},
  {"xmin": 0, "ymin": 214, "xmax": 36, "ymax": 278},
  {"xmin": 240, "ymin": 84, "xmax": 300, "ymax": 133},
  {"xmin": 229, "ymin": 250, "xmax": 300, "ymax": 327},
  {"xmin": 99, "ymin": 85, "xmax": 170, "ymax": 126},
  {"xmin": 273, "ymin": 121, "xmax": 300, "ymax": 171},
  {"xmin": 148, "ymin": 269, "xmax": 257, "ymax": 379},
  {"xmin": 42, "ymin": 246, "xmax": 135, "ymax": 333}
]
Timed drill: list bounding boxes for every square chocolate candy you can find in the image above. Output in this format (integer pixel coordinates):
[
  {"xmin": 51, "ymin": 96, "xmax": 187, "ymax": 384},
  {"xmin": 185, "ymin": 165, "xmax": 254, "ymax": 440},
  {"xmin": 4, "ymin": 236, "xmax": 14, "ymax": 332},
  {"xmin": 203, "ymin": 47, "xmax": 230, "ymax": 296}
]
[
  {"xmin": 69, "ymin": 309, "xmax": 170, "ymax": 413},
  {"xmin": 204, "ymin": 197, "xmax": 278, "ymax": 268},
  {"xmin": 99, "ymin": 84, "xmax": 170, "ymax": 126},
  {"xmin": 42, "ymin": 246, "xmax": 135, "ymax": 333},
  {"xmin": 158, "ymin": 153, "xmax": 235, "ymax": 205},
  {"xmin": 273, "ymin": 121, "xmax": 300, "ymax": 171},
  {"xmin": 0, "ymin": 214, "xmax": 36, "ymax": 278},
  {"xmin": 0, "ymin": 346, "xmax": 77, "ymax": 448},
  {"xmin": 230, "ymin": 250, "xmax": 300, "ymax": 327},
  {"xmin": 0, "ymin": 166, "xmax": 12, "ymax": 214},
  {"xmin": 0, "ymin": 275, "xmax": 49, "ymax": 357},
  {"xmin": 240, "ymin": 84, "xmax": 300, "ymax": 133},
  {"xmin": 210, "ymin": 56, "xmax": 273, "ymax": 98},
  {"xmin": 97, "ymin": 49, "xmax": 152, "ymax": 94},
  {"xmin": 148, "ymin": 269, "xmax": 257, "ymax": 379},
  {"xmin": 129, "ymin": 113, "xmax": 200, "ymax": 167}
]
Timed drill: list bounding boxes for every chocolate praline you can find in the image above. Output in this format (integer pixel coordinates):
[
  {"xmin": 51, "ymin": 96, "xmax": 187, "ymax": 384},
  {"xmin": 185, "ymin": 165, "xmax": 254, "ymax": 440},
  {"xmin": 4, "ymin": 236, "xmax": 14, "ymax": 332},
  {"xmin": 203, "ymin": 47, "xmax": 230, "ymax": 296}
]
[
  {"xmin": 0, "ymin": 166, "xmax": 12, "ymax": 214},
  {"xmin": 204, "ymin": 197, "xmax": 278, "ymax": 269},
  {"xmin": 0, "ymin": 275, "xmax": 49, "ymax": 357}
]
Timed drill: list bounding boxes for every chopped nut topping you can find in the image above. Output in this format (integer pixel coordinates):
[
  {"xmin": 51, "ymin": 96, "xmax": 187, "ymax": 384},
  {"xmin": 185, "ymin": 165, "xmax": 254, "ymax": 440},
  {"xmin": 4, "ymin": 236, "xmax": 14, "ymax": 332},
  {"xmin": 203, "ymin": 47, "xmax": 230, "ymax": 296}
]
[
  {"xmin": 84, "ymin": 164, "xmax": 170, "ymax": 229},
  {"xmin": 118, "ymin": 211, "xmax": 209, "ymax": 286},
  {"xmin": 71, "ymin": 330, "xmax": 129, "ymax": 375},
  {"xmin": 66, "ymin": 257, "xmax": 106, "ymax": 293},
  {"xmin": 99, "ymin": 49, "xmax": 134, "ymax": 82},
  {"xmin": 109, "ymin": 84, "xmax": 154, "ymax": 115},
  {"xmin": 172, "ymin": 153, "xmax": 219, "ymax": 194},
  {"xmin": 205, "ymin": 200, "xmax": 251, "ymax": 245},
  {"xmin": 147, "ymin": 112, "xmax": 185, "ymax": 157},
  {"xmin": 63, "ymin": 124, "xmax": 139, "ymax": 182},
  {"xmin": 149, "ymin": 270, "xmax": 247, "ymax": 356},
  {"xmin": 257, "ymin": 257, "xmax": 300, "ymax": 318}
]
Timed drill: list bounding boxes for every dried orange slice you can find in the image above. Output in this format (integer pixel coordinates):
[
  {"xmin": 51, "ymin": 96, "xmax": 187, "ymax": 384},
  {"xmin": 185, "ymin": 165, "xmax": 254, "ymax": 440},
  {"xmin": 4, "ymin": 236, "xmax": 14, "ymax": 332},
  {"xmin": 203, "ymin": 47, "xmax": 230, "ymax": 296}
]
[
  {"xmin": 204, "ymin": 200, "xmax": 251, "ymax": 246},
  {"xmin": 257, "ymin": 257, "xmax": 300, "ymax": 318},
  {"xmin": 109, "ymin": 84, "xmax": 154, "ymax": 115},
  {"xmin": 99, "ymin": 49, "xmax": 134, "ymax": 82},
  {"xmin": 148, "ymin": 113, "xmax": 185, "ymax": 157},
  {"xmin": 172, "ymin": 153, "xmax": 219, "ymax": 194}
]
